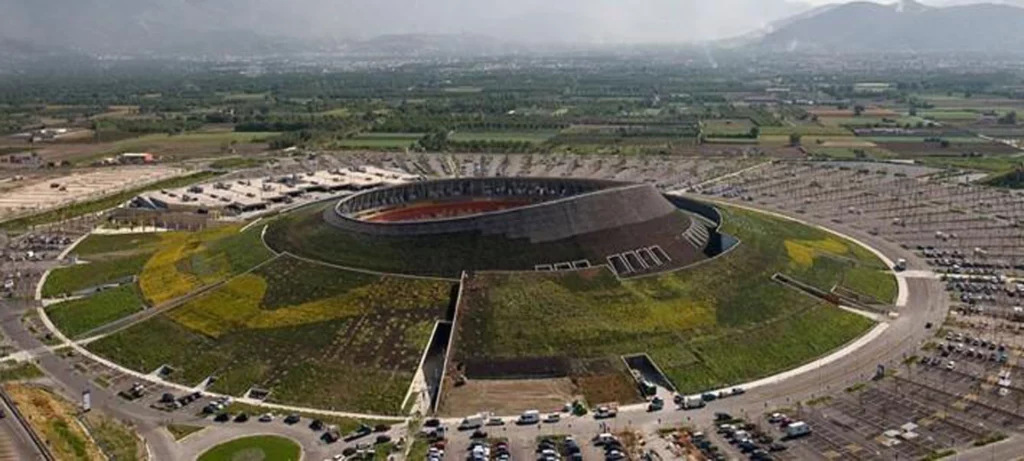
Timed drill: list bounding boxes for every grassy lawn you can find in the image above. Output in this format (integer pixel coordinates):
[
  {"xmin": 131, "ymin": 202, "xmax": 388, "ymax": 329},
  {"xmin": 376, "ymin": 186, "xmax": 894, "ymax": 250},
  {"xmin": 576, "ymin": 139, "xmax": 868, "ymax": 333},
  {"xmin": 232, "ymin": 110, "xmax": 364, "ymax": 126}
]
[
  {"xmin": 0, "ymin": 362, "xmax": 44, "ymax": 382},
  {"xmin": 449, "ymin": 131, "xmax": 557, "ymax": 142},
  {"xmin": 90, "ymin": 256, "xmax": 453, "ymax": 414},
  {"xmin": 83, "ymin": 413, "xmax": 144, "ymax": 461},
  {"xmin": 43, "ymin": 254, "xmax": 152, "ymax": 298},
  {"xmin": 197, "ymin": 435, "xmax": 300, "ymax": 461},
  {"xmin": 451, "ymin": 205, "xmax": 888, "ymax": 394},
  {"xmin": 165, "ymin": 424, "xmax": 204, "ymax": 441},
  {"xmin": 72, "ymin": 233, "xmax": 164, "ymax": 258},
  {"xmin": 45, "ymin": 284, "xmax": 145, "ymax": 338},
  {"xmin": 0, "ymin": 171, "xmax": 220, "ymax": 232},
  {"xmin": 208, "ymin": 156, "xmax": 266, "ymax": 170}
]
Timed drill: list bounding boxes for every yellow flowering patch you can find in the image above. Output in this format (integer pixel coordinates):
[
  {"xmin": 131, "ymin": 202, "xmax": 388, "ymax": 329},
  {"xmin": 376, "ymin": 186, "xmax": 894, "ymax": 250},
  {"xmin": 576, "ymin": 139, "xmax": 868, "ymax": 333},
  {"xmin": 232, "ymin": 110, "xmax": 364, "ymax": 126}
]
[
  {"xmin": 168, "ymin": 272, "xmax": 452, "ymax": 338},
  {"xmin": 784, "ymin": 238, "xmax": 849, "ymax": 269},
  {"xmin": 138, "ymin": 225, "xmax": 246, "ymax": 306}
]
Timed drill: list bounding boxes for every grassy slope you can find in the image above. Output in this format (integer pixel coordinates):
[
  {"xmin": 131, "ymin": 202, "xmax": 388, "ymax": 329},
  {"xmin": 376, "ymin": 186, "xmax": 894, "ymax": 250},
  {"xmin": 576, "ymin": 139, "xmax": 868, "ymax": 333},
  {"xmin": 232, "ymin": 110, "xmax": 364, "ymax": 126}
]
[
  {"xmin": 455, "ymin": 206, "xmax": 886, "ymax": 394},
  {"xmin": 45, "ymin": 284, "xmax": 145, "ymax": 338},
  {"xmin": 89, "ymin": 256, "xmax": 453, "ymax": 414},
  {"xmin": 42, "ymin": 254, "xmax": 152, "ymax": 298},
  {"xmin": 197, "ymin": 435, "xmax": 300, "ymax": 461}
]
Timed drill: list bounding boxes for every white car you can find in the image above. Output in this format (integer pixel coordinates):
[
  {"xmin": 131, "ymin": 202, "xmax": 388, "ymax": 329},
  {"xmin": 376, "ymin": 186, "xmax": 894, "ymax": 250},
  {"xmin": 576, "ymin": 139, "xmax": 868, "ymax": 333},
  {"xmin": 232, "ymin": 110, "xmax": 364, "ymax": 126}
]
[{"xmin": 946, "ymin": 361, "xmax": 956, "ymax": 370}]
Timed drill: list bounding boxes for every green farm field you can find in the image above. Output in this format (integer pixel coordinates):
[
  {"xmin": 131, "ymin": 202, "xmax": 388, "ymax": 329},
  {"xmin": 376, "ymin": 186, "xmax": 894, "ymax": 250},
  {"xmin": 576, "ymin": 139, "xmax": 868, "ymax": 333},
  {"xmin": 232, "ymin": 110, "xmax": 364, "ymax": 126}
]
[
  {"xmin": 105, "ymin": 131, "xmax": 278, "ymax": 153},
  {"xmin": 451, "ymin": 205, "xmax": 890, "ymax": 395},
  {"xmin": 449, "ymin": 131, "xmax": 557, "ymax": 142},
  {"xmin": 702, "ymin": 119, "xmax": 755, "ymax": 136},
  {"xmin": 88, "ymin": 255, "xmax": 454, "ymax": 414},
  {"xmin": 338, "ymin": 132, "xmax": 424, "ymax": 148}
]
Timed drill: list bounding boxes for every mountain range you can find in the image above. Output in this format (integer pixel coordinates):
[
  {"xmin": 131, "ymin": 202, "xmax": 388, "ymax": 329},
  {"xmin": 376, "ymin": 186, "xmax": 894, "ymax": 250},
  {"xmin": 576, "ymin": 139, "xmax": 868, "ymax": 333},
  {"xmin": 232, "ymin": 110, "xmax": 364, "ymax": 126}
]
[
  {"xmin": 1, "ymin": 0, "xmax": 1023, "ymax": 58},
  {"xmin": 751, "ymin": 0, "xmax": 1024, "ymax": 52}
]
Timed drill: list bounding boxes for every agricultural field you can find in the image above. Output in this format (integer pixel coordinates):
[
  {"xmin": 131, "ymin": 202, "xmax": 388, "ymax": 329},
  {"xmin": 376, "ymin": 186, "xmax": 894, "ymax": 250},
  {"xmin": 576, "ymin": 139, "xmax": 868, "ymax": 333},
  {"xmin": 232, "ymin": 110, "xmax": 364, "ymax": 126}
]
[
  {"xmin": 137, "ymin": 224, "xmax": 273, "ymax": 305},
  {"xmin": 92, "ymin": 131, "xmax": 278, "ymax": 161},
  {"xmin": 759, "ymin": 124, "xmax": 854, "ymax": 137},
  {"xmin": 197, "ymin": 435, "xmax": 300, "ymax": 461},
  {"xmin": 448, "ymin": 205, "xmax": 889, "ymax": 398},
  {"xmin": 88, "ymin": 255, "xmax": 454, "ymax": 414},
  {"xmin": 449, "ymin": 131, "xmax": 557, "ymax": 142},
  {"xmin": 337, "ymin": 132, "xmax": 424, "ymax": 149},
  {"xmin": 45, "ymin": 284, "xmax": 145, "ymax": 338},
  {"xmin": 702, "ymin": 119, "xmax": 755, "ymax": 136}
]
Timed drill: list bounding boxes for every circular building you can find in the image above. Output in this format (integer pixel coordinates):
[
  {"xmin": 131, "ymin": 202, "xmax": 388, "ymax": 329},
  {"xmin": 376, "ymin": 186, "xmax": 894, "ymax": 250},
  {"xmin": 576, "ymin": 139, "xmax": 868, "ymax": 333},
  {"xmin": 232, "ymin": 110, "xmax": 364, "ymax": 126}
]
[{"xmin": 266, "ymin": 177, "xmax": 722, "ymax": 278}]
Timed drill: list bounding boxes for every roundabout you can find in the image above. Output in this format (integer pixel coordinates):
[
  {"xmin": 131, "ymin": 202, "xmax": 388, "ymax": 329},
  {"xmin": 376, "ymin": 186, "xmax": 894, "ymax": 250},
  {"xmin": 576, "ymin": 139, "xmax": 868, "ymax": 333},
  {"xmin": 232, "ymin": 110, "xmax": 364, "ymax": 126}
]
[{"xmin": 196, "ymin": 434, "xmax": 301, "ymax": 461}]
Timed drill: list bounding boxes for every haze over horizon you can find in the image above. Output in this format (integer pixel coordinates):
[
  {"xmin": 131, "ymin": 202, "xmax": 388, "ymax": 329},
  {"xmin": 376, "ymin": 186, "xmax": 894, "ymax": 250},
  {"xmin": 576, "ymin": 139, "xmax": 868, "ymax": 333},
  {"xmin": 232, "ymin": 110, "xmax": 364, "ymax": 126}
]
[{"xmin": 1, "ymin": 0, "xmax": 1022, "ymax": 55}]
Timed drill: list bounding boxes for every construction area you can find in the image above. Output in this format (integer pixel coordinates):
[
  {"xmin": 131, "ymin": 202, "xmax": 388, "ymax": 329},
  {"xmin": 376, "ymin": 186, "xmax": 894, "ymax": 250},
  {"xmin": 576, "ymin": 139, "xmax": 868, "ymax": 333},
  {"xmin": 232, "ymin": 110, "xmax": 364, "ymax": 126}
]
[{"xmin": 0, "ymin": 166, "xmax": 185, "ymax": 222}]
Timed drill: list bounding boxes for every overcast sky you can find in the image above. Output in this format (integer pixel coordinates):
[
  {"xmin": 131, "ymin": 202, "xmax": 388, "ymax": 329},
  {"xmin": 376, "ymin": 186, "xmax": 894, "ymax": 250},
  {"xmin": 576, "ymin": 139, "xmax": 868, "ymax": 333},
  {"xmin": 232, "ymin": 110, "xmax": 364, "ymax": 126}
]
[{"xmin": 3, "ymin": 0, "xmax": 1020, "ymax": 51}]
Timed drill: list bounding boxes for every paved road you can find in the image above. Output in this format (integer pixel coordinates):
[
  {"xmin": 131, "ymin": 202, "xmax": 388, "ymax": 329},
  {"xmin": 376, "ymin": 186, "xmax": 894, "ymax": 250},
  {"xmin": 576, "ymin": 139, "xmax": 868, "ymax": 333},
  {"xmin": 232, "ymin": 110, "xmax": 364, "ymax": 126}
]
[{"xmin": 0, "ymin": 298, "xmax": 188, "ymax": 460}]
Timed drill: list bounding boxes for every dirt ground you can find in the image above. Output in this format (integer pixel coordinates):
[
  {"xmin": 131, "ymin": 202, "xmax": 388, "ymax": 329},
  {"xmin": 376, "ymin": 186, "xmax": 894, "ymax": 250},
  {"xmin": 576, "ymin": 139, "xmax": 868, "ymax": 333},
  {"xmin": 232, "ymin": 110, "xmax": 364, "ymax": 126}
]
[
  {"xmin": 4, "ymin": 383, "xmax": 105, "ymax": 461},
  {"xmin": 438, "ymin": 378, "xmax": 578, "ymax": 416}
]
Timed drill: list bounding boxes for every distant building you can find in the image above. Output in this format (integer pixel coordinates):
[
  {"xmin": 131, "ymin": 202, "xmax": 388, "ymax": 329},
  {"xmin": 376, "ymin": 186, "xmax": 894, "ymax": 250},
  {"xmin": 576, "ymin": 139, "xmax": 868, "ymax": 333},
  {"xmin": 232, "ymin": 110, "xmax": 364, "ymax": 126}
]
[
  {"xmin": 2, "ymin": 152, "xmax": 40, "ymax": 166},
  {"xmin": 31, "ymin": 128, "xmax": 69, "ymax": 142},
  {"xmin": 853, "ymin": 83, "xmax": 891, "ymax": 94}
]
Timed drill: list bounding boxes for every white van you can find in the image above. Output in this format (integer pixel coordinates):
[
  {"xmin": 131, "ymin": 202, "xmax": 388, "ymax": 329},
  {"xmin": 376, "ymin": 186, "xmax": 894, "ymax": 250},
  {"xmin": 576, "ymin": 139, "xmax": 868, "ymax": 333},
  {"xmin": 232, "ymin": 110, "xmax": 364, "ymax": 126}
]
[
  {"xmin": 518, "ymin": 410, "xmax": 540, "ymax": 425},
  {"xmin": 458, "ymin": 413, "xmax": 485, "ymax": 430}
]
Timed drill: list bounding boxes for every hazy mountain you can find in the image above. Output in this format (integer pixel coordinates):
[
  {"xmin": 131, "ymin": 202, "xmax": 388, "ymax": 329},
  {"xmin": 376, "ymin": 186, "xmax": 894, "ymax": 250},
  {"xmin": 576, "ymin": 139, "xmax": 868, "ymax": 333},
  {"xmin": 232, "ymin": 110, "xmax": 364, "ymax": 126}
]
[
  {"xmin": 755, "ymin": 0, "xmax": 1024, "ymax": 52},
  {"xmin": 0, "ymin": 0, "xmax": 815, "ymax": 56}
]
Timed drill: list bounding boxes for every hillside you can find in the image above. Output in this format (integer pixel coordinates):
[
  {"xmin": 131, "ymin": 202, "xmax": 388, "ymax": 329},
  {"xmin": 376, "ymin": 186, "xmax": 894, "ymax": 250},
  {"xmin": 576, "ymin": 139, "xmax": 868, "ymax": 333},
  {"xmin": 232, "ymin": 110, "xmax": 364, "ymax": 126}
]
[{"xmin": 754, "ymin": 1, "xmax": 1024, "ymax": 52}]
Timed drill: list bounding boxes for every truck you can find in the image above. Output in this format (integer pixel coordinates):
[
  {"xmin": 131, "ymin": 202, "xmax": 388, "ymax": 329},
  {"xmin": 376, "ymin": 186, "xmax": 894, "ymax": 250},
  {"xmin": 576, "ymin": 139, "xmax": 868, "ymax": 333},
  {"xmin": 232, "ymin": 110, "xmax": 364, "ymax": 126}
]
[
  {"xmin": 681, "ymin": 396, "xmax": 705, "ymax": 410},
  {"xmin": 647, "ymin": 396, "xmax": 664, "ymax": 412},
  {"xmin": 517, "ymin": 410, "xmax": 540, "ymax": 425},
  {"xmin": 458, "ymin": 413, "xmax": 486, "ymax": 430},
  {"xmin": 785, "ymin": 421, "xmax": 811, "ymax": 439},
  {"xmin": 894, "ymin": 258, "xmax": 907, "ymax": 271}
]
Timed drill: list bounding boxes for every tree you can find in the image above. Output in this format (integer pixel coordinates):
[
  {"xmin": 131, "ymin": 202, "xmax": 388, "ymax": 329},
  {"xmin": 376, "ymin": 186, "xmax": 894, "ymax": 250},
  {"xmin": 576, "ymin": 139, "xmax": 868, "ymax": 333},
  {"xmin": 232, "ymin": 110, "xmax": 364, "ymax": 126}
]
[
  {"xmin": 854, "ymin": 105, "xmax": 866, "ymax": 117},
  {"xmin": 789, "ymin": 133, "xmax": 803, "ymax": 147},
  {"xmin": 999, "ymin": 111, "xmax": 1018, "ymax": 125},
  {"xmin": 909, "ymin": 106, "xmax": 918, "ymax": 116},
  {"xmin": 940, "ymin": 139, "xmax": 951, "ymax": 148},
  {"xmin": 749, "ymin": 127, "xmax": 761, "ymax": 139}
]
